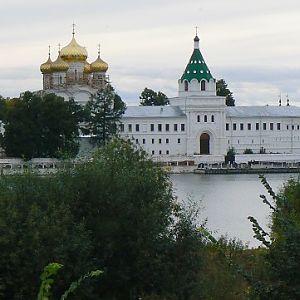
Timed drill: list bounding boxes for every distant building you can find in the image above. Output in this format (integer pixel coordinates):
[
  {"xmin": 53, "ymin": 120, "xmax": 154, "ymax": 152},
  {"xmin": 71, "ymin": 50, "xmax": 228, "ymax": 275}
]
[
  {"xmin": 40, "ymin": 31, "xmax": 300, "ymax": 163},
  {"xmin": 119, "ymin": 35, "xmax": 300, "ymax": 162},
  {"xmin": 40, "ymin": 29, "xmax": 109, "ymax": 105}
]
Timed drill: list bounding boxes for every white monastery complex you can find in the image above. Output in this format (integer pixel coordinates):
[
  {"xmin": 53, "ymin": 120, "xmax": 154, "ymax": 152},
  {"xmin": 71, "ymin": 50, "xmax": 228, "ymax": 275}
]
[{"xmin": 40, "ymin": 29, "xmax": 300, "ymax": 164}]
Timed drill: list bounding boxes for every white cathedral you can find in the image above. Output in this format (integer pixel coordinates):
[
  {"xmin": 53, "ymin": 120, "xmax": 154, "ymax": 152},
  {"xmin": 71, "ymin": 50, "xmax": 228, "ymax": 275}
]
[{"xmin": 40, "ymin": 31, "xmax": 300, "ymax": 163}]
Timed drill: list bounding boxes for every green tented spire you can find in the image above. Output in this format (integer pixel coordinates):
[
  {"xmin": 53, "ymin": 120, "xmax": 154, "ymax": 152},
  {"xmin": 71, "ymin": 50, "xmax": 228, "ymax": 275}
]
[{"xmin": 181, "ymin": 35, "xmax": 214, "ymax": 82}]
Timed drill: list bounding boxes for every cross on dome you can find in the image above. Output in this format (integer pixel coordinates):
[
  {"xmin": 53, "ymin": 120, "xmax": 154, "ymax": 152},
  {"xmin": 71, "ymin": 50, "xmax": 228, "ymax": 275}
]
[{"xmin": 72, "ymin": 22, "xmax": 76, "ymax": 36}]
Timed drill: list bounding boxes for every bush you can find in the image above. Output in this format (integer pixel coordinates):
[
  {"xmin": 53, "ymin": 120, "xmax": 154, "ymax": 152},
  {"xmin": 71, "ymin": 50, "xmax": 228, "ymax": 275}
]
[
  {"xmin": 243, "ymin": 148, "xmax": 253, "ymax": 154},
  {"xmin": 0, "ymin": 138, "xmax": 205, "ymax": 299}
]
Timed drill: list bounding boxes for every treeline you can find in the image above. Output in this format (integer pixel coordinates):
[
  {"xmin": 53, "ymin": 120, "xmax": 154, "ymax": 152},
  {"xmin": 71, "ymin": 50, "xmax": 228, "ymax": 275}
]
[
  {"xmin": 0, "ymin": 138, "xmax": 299, "ymax": 299},
  {"xmin": 0, "ymin": 87, "xmax": 126, "ymax": 160}
]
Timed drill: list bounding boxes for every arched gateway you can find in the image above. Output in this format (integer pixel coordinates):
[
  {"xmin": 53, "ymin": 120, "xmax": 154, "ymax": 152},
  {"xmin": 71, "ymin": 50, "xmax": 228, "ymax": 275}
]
[{"xmin": 200, "ymin": 133, "xmax": 210, "ymax": 155}]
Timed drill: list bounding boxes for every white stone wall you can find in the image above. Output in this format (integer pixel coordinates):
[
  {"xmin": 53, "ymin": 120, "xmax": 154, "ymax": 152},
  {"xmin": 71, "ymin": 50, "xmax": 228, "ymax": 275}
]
[
  {"xmin": 225, "ymin": 116, "xmax": 300, "ymax": 154},
  {"xmin": 119, "ymin": 117, "xmax": 187, "ymax": 157}
]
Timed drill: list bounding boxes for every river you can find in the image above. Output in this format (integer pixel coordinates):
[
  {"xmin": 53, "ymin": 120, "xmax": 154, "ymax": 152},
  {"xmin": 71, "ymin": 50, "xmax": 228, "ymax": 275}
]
[{"xmin": 170, "ymin": 173, "xmax": 299, "ymax": 247}]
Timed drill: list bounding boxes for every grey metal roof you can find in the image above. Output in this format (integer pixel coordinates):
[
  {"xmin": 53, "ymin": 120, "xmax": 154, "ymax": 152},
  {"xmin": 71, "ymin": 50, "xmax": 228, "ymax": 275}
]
[
  {"xmin": 123, "ymin": 106, "xmax": 186, "ymax": 118},
  {"xmin": 226, "ymin": 106, "xmax": 300, "ymax": 118}
]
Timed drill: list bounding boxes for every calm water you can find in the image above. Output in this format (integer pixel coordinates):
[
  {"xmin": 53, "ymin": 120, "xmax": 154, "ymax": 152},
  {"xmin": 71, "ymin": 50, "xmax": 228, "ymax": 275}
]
[{"xmin": 170, "ymin": 173, "xmax": 299, "ymax": 247}]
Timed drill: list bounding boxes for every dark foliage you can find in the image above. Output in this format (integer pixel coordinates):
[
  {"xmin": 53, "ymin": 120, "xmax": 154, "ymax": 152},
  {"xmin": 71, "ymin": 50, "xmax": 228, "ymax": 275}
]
[
  {"xmin": 1, "ymin": 92, "xmax": 80, "ymax": 159},
  {"xmin": 216, "ymin": 79, "xmax": 235, "ymax": 106},
  {"xmin": 139, "ymin": 88, "xmax": 169, "ymax": 106}
]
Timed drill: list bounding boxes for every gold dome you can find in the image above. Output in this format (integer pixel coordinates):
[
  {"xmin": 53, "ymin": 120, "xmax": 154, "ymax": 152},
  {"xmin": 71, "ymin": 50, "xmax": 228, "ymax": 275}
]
[
  {"xmin": 90, "ymin": 55, "xmax": 108, "ymax": 73},
  {"xmin": 60, "ymin": 36, "xmax": 88, "ymax": 62},
  {"xmin": 40, "ymin": 56, "xmax": 53, "ymax": 74},
  {"xmin": 83, "ymin": 61, "xmax": 92, "ymax": 74},
  {"xmin": 51, "ymin": 53, "xmax": 69, "ymax": 72}
]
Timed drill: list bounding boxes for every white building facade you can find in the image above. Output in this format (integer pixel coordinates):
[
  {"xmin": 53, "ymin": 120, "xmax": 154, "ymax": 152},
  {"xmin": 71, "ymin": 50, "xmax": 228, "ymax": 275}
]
[{"xmin": 119, "ymin": 35, "xmax": 300, "ymax": 163}]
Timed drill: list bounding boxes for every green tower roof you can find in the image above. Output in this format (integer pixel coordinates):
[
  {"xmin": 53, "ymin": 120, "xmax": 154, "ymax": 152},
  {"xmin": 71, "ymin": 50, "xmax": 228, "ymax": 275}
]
[{"xmin": 181, "ymin": 36, "xmax": 214, "ymax": 82}]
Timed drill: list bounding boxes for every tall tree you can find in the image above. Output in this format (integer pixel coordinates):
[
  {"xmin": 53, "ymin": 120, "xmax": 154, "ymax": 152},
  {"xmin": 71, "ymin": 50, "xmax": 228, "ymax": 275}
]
[
  {"xmin": 139, "ymin": 88, "xmax": 169, "ymax": 106},
  {"xmin": 84, "ymin": 85, "xmax": 126, "ymax": 146},
  {"xmin": 1, "ymin": 91, "xmax": 81, "ymax": 159},
  {"xmin": 216, "ymin": 79, "xmax": 235, "ymax": 106}
]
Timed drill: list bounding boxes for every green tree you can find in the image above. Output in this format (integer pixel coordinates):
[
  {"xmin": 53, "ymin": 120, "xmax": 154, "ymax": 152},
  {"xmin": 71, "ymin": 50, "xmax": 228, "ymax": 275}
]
[
  {"xmin": 1, "ymin": 92, "xmax": 81, "ymax": 159},
  {"xmin": 84, "ymin": 86, "xmax": 126, "ymax": 146},
  {"xmin": 248, "ymin": 176, "xmax": 300, "ymax": 299},
  {"xmin": 216, "ymin": 79, "xmax": 235, "ymax": 106},
  {"xmin": 225, "ymin": 147, "xmax": 235, "ymax": 164},
  {"xmin": 139, "ymin": 88, "xmax": 169, "ymax": 106}
]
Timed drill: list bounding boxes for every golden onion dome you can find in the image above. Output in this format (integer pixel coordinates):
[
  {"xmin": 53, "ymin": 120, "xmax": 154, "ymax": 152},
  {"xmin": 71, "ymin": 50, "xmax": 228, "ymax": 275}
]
[
  {"xmin": 51, "ymin": 53, "xmax": 69, "ymax": 72},
  {"xmin": 60, "ymin": 36, "xmax": 88, "ymax": 62},
  {"xmin": 40, "ymin": 56, "xmax": 53, "ymax": 74},
  {"xmin": 90, "ymin": 54, "xmax": 108, "ymax": 73},
  {"xmin": 83, "ymin": 61, "xmax": 92, "ymax": 74}
]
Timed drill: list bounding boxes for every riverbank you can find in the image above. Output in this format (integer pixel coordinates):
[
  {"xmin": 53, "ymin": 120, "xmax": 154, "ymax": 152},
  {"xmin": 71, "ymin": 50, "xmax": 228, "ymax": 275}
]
[{"xmin": 194, "ymin": 167, "xmax": 300, "ymax": 175}]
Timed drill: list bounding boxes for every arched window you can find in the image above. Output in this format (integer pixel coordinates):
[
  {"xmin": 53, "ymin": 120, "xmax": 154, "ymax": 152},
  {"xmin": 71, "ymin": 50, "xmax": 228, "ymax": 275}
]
[
  {"xmin": 201, "ymin": 80, "xmax": 206, "ymax": 91},
  {"xmin": 211, "ymin": 115, "xmax": 214, "ymax": 122},
  {"xmin": 184, "ymin": 80, "xmax": 188, "ymax": 91},
  {"xmin": 197, "ymin": 115, "xmax": 200, "ymax": 122},
  {"xmin": 204, "ymin": 115, "xmax": 208, "ymax": 122}
]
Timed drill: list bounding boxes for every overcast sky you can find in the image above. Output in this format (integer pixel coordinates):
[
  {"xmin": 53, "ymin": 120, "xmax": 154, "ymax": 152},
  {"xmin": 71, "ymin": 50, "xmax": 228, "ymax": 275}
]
[{"xmin": 1, "ymin": 0, "xmax": 300, "ymax": 106}]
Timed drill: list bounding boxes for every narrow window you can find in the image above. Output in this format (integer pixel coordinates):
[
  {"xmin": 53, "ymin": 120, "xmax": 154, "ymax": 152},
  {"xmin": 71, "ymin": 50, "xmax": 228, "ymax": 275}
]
[
  {"xmin": 152, "ymin": 150, "xmax": 155, "ymax": 155},
  {"xmin": 135, "ymin": 139, "xmax": 139, "ymax": 144},
  {"xmin": 263, "ymin": 123, "xmax": 267, "ymax": 130},
  {"xmin": 166, "ymin": 150, "xmax": 169, "ymax": 155},
  {"xmin": 277, "ymin": 123, "xmax": 281, "ymax": 130},
  {"xmin": 184, "ymin": 80, "xmax": 188, "ymax": 91},
  {"xmin": 240, "ymin": 123, "xmax": 244, "ymax": 131},
  {"xmin": 247, "ymin": 123, "xmax": 251, "ymax": 130},
  {"xmin": 158, "ymin": 124, "xmax": 162, "ymax": 132},
  {"xmin": 120, "ymin": 124, "xmax": 124, "ymax": 132},
  {"xmin": 142, "ymin": 138, "xmax": 145, "ymax": 144},
  {"xmin": 165, "ymin": 124, "xmax": 170, "ymax": 132},
  {"xmin": 226, "ymin": 123, "xmax": 229, "ymax": 131},
  {"xmin": 197, "ymin": 115, "xmax": 200, "ymax": 122},
  {"xmin": 256, "ymin": 123, "xmax": 259, "ymax": 130},
  {"xmin": 211, "ymin": 115, "xmax": 214, "ymax": 122},
  {"xmin": 159, "ymin": 150, "xmax": 162, "ymax": 155},
  {"xmin": 233, "ymin": 123, "xmax": 237, "ymax": 131},
  {"xmin": 152, "ymin": 138, "xmax": 154, "ymax": 144},
  {"xmin": 287, "ymin": 125, "xmax": 289, "ymax": 130},
  {"xmin": 270, "ymin": 123, "xmax": 274, "ymax": 130},
  {"xmin": 178, "ymin": 138, "xmax": 181, "ymax": 144},
  {"xmin": 174, "ymin": 124, "xmax": 178, "ymax": 132},
  {"xmin": 135, "ymin": 124, "xmax": 140, "ymax": 132},
  {"xmin": 159, "ymin": 138, "xmax": 162, "ymax": 144},
  {"xmin": 150, "ymin": 124, "xmax": 154, "ymax": 132},
  {"xmin": 181, "ymin": 124, "xmax": 185, "ymax": 131},
  {"xmin": 204, "ymin": 115, "xmax": 208, "ymax": 122},
  {"xmin": 128, "ymin": 124, "xmax": 132, "ymax": 132},
  {"xmin": 292, "ymin": 125, "xmax": 295, "ymax": 130},
  {"xmin": 166, "ymin": 138, "xmax": 169, "ymax": 144},
  {"xmin": 201, "ymin": 80, "xmax": 206, "ymax": 91}
]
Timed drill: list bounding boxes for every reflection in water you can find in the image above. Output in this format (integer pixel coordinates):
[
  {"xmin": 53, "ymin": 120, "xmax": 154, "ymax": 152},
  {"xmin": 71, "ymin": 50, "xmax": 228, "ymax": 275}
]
[{"xmin": 170, "ymin": 173, "xmax": 299, "ymax": 247}]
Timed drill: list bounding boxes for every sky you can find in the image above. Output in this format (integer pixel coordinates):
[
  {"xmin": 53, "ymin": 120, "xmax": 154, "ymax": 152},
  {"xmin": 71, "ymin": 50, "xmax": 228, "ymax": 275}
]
[{"xmin": 1, "ymin": 0, "xmax": 300, "ymax": 106}]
